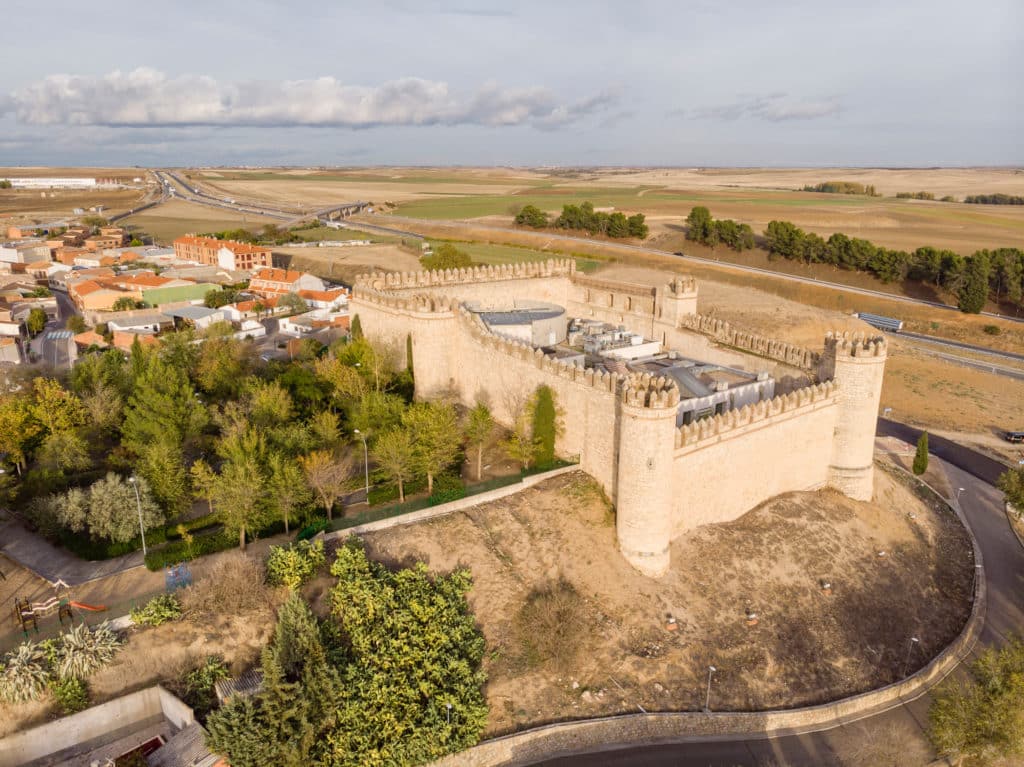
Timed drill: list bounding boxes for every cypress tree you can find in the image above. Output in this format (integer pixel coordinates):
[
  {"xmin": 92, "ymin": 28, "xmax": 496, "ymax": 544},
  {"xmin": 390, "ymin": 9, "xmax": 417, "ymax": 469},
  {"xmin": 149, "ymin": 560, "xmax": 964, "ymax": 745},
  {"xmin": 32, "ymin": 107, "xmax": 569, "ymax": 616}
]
[
  {"xmin": 350, "ymin": 313, "xmax": 362, "ymax": 339},
  {"xmin": 406, "ymin": 333, "xmax": 414, "ymax": 376},
  {"xmin": 913, "ymin": 432, "xmax": 929, "ymax": 476},
  {"xmin": 532, "ymin": 385, "xmax": 557, "ymax": 469},
  {"xmin": 958, "ymin": 251, "xmax": 991, "ymax": 314}
]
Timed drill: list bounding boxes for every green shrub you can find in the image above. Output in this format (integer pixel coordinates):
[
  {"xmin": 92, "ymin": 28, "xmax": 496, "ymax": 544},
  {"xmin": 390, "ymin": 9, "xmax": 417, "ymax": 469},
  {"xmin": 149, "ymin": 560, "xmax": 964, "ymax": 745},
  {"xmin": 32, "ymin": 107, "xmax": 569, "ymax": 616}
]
[
  {"xmin": 296, "ymin": 517, "xmax": 330, "ymax": 541},
  {"xmin": 266, "ymin": 539, "xmax": 326, "ymax": 590},
  {"xmin": 428, "ymin": 473, "xmax": 466, "ymax": 506},
  {"xmin": 983, "ymin": 324, "xmax": 1002, "ymax": 336},
  {"xmin": 181, "ymin": 655, "xmax": 230, "ymax": 720},
  {"xmin": 0, "ymin": 643, "xmax": 51, "ymax": 703},
  {"xmin": 130, "ymin": 593, "xmax": 182, "ymax": 627},
  {"xmin": 368, "ymin": 477, "xmax": 426, "ymax": 506},
  {"xmin": 50, "ymin": 676, "xmax": 89, "ymax": 714},
  {"xmin": 55, "ymin": 623, "xmax": 122, "ymax": 679},
  {"xmin": 913, "ymin": 432, "xmax": 929, "ymax": 476},
  {"xmin": 144, "ymin": 530, "xmax": 235, "ymax": 571}
]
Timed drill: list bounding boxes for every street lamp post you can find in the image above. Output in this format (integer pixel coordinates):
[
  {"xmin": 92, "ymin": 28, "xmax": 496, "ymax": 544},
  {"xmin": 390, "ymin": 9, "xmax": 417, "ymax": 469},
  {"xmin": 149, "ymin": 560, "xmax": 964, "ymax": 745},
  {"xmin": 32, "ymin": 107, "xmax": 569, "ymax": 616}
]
[
  {"xmin": 956, "ymin": 487, "xmax": 966, "ymax": 504},
  {"xmin": 903, "ymin": 636, "xmax": 920, "ymax": 677},
  {"xmin": 128, "ymin": 476, "xmax": 147, "ymax": 556},
  {"xmin": 354, "ymin": 429, "xmax": 369, "ymax": 502},
  {"xmin": 704, "ymin": 666, "xmax": 716, "ymax": 713},
  {"xmin": 445, "ymin": 702, "xmax": 452, "ymax": 726}
]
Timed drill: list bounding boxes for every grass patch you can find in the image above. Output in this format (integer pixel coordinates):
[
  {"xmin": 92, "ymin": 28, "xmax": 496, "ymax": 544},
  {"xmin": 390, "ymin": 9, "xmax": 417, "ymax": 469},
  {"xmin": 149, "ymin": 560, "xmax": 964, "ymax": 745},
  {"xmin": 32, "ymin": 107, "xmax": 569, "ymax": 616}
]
[{"xmin": 511, "ymin": 579, "xmax": 589, "ymax": 671}]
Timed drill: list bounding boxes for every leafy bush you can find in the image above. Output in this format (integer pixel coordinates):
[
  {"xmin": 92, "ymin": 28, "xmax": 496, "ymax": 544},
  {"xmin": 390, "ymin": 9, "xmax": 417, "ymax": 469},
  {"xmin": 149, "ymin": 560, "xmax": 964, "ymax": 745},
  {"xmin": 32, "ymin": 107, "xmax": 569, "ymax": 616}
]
[
  {"xmin": 50, "ymin": 675, "xmax": 89, "ymax": 714},
  {"xmin": 0, "ymin": 643, "xmax": 50, "ymax": 703},
  {"xmin": 55, "ymin": 623, "xmax": 123, "ymax": 679},
  {"xmin": 181, "ymin": 655, "xmax": 230, "ymax": 720},
  {"xmin": 130, "ymin": 593, "xmax": 182, "ymax": 627},
  {"xmin": 266, "ymin": 539, "xmax": 326, "ymax": 590},
  {"xmin": 296, "ymin": 517, "xmax": 330, "ymax": 541},
  {"xmin": 983, "ymin": 324, "xmax": 1002, "ymax": 336},
  {"xmin": 512, "ymin": 579, "xmax": 588, "ymax": 670},
  {"xmin": 144, "ymin": 530, "xmax": 235, "ymax": 571},
  {"xmin": 428, "ymin": 473, "xmax": 467, "ymax": 506},
  {"xmin": 368, "ymin": 477, "xmax": 426, "ymax": 506}
]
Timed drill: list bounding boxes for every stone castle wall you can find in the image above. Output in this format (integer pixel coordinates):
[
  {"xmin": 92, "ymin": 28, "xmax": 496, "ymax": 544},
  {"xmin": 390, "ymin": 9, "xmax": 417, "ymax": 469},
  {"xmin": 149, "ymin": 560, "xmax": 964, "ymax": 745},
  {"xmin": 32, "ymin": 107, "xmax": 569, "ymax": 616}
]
[{"xmin": 349, "ymin": 263, "xmax": 886, "ymax": 576}]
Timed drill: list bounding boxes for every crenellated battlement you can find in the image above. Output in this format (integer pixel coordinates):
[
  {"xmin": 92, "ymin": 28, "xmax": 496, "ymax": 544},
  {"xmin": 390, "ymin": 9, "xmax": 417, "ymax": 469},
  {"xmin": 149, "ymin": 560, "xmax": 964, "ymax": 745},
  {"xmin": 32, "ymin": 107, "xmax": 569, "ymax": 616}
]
[
  {"xmin": 351, "ymin": 284, "xmax": 457, "ymax": 314},
  {"xmin": 570, "ymin": 273, "xmax": 658, "ymax": 299},
  {"xmin": 665, "ymin": 276, "xmax": 698, "ymax": 296},
  {"xmin": 677, "ymin": 314, "xmax": 821, "ymax": 370},
  {"xmin": 622, "ymin": 372, "xmax": 681, "ymax": 409},
  {"xmin": 354, "ymin": 258, "xmax": 577, "ymax": 293},
  {"xmin": 675, "ymin": 380, "xmax": 839, "ymax": 448},
  {"xmin": 824, "ymin": 331, "xmax": 888, "ymax": 358}
]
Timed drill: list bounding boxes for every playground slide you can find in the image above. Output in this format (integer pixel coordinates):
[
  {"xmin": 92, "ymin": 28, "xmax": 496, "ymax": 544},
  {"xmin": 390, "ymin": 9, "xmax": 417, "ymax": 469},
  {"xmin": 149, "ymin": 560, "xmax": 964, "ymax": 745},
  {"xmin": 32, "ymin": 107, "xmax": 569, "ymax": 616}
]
[{"xmin": 69, "ymin": 601, "xmax": 107, "ymax": 612}]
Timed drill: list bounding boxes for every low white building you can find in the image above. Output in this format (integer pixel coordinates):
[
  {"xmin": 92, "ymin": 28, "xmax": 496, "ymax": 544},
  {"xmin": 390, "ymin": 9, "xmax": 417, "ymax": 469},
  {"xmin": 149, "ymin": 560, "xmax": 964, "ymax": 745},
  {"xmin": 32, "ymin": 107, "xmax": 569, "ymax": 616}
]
[
  {"xmin": 107, "ymin": 311, "xmax": 170, "ymax": 334},
  {"xmin": 233, "ymin": 319, "xmax": 266, "ymax": 339},
  {"xmin": 0, "ymin": 240, "xmax": 51, "ymax": 264}
]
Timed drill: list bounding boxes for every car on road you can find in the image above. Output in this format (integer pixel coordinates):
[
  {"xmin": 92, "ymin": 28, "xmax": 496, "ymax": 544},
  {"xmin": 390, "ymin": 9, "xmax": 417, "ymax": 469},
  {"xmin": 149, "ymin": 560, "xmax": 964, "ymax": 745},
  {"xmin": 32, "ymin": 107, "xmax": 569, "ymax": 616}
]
[{"xmin": 1004, "ymin": 431, "xmax": 1024, "ymax": 444}]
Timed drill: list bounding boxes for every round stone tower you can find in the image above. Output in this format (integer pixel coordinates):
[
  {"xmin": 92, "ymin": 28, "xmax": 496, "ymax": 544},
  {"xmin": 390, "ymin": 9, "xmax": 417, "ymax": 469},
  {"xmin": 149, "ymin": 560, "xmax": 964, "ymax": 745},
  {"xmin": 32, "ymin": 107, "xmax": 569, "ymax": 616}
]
[
  {"xmin": 821, "ymin": 332, "xmax": 888, "ymax": 501},
  {"xmin": 615, "ymin": 376, "xmax": 680, "ymax": 577}
]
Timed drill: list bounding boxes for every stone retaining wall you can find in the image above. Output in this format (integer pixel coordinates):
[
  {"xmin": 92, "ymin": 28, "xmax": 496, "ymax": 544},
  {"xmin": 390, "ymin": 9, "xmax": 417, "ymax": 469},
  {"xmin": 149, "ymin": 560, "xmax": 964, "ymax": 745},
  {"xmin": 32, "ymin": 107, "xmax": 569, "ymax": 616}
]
[
  {"xmin": 323, "ymin": 465, "xmax": 581, "ymax": 540},
  {"xmin": 430, "ymin": 467, "xmax": 986, "ymax": 767}
]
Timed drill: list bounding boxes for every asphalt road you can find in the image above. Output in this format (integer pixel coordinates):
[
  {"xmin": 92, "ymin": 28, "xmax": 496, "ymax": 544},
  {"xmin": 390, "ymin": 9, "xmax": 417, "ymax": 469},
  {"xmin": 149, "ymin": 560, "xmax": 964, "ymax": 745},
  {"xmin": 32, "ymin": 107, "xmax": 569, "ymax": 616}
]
[
  {"xmin": 530, "ymin": 441, "xmax": 1018, "ymax": 766},
  {"xmin": 897, "ymin": 330, "xmax": 1024, "ymax": 363}
]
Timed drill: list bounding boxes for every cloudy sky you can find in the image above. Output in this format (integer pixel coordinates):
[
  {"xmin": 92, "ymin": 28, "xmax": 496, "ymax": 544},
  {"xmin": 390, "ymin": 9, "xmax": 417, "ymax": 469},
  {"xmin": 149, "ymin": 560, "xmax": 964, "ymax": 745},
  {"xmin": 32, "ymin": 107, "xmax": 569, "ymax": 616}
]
[{"xmin": 0, "ymin": 0, "xmax": 1020, "ymax": 167}]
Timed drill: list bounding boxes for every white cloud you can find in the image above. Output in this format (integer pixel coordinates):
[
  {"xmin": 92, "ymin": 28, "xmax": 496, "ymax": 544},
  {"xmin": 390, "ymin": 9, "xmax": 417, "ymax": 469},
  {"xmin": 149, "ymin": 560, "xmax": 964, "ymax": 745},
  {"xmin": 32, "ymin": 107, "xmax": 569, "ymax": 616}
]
[
  {"xmin": 7, "ymin": 68, "xmax": 614, "ymax": 129},
  {"xmin": 691, "ymin": 92, "xmax": 842, "ymax": 122}
]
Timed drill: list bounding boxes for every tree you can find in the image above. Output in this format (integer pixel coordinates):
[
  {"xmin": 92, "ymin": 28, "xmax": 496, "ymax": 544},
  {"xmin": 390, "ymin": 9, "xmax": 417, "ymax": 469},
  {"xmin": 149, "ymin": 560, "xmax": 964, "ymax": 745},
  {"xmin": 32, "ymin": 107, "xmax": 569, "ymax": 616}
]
[
  {"xmin": 300, "ymin": 449, "xmax": 355, "ymax": 521},
  {"xmin": 371, "ymin": 427, "xmax": 416, "ymax": 502},
  {"xmin": 764, "ymin": 220, "xmax": 806, "ymax": 260},
  {"xmin": 464, "ymin": 402, "xmax": 495, "ymax": 481},
  {"xmin": 89, "ymin": 473, "xmax": 164, "ymax": 542},
  {"xmin": 958, "ymin": 251, "xmax": 991, "ymax": 314},
  {"xmin": 348, "ymin": 391, "xmax": 406, "ymax": 437},
  {"xmin": 122, "ymin": 354, "xmax": 207, "ymax": 453},
  {"xmin": 405, "ymin": 334, "xmax": 413, "ymax": 378},
  {"xmin": 268, "ymin": 454, "xmax": 312, "ymax": 535},
  {"xmin": 515, "ymin": 204, "xmax": 549, "ymax": 228},
  {"xmin": 36, "ymin": 430, "xmax": 92, "ymax": 472},
  {"xmin": 308, "ymin": 410, "xmax": 341, "ymax": 450},
  {"xmin": 137, "ymin": 440, "xmax": 191, "ymax": 517},
  {"xmin": 531, "ymin": 385, "xmax": 558, "ymax": 468},
  {"xmin": 685, "ymin": 206, "xmax": 715, "ymax": 244},
  {"xmin": 204, "ymin": 288, "xmax": 238, "ymax": 309},
  {"xmin": 80, "ymin": 382, "xmax": 124, "ymax": 436},
  {"xmin": 213, "ymin": 454, "xmax": 271, "ymax": 550},
  {"xmin": 247, "ymin": 380, "xmax": 294, "ymax": 428},
  {"xmin": 65, "ymin": 315, "xmax": 87, "ymax": 334},
  {"xmin": 929, "ymin": 638, "xmax": 1024, "ymax": 766},
  {"xmin": 912, "ymin": 432, "xmax": 929, "ymax": 476},
  {"xmin": 0, "ymin": 396, "xmax": 40, "ymax": 474},
  {"xmin": 998, "ymin": 467, "xmax": 1024, "ymax": 512},
  {"xmin": 421, "ymin": 243, "xmax": 473, "ymax": 271},
  {"xmin": 326, "ymin": 541, "xmax": 488, "ymax": 766},
  {"xmin": 29, "ymin": 378, "xmax": 87, "ymax": 436},
  {"xmin": 627, "ymin": 213, "xmax": 648, "ymax": 239},
  {"xmin": 111, "ymin": 297, "xmax": 139, "ymax": 312},
  {"xmin": 26, "ymin": 308, "xmax": 48, "ymax": 336},
  {"xmin": 502, "ymin": 397, "xmax": 537, "ymax": 471},
  {"xmin": 279, "ymin": 292, "xmax": 309, "ymax": 315},
  {"xmin": 350, "ymin": 314, "xmax": 362, "ymax": 340},
  {"xmin": 403, "ymin": 401, "xmax": 462, "ymax": 495},
  {"xmin": 196, "ymin": 329, "xmax": 256, "ymax": 399}
]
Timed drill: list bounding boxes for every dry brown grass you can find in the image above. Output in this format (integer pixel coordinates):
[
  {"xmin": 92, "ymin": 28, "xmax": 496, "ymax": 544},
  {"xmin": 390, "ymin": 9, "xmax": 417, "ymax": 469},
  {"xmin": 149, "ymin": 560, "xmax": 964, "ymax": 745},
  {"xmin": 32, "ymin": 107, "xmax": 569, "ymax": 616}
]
[
  {"xmin": 119, "ymin": 198, "xmax": 279, "ymax": 243},
  {"xmin": 0, "ymin": 188, "xmax": 147, "ymax": 221},
  {"xmin": 275, "ymin": 244, "xmax": 422, "ymax": 283},
  {"xmin": 179, "ymin": 552, "xmax": 276, "ymax": 620},
  {"xmin": 511, "ymin": 578, "xmax": 591, "ymax": 671},
  {"xmin": 361, "ymin": 468, "xmax": 972, "ymax": 736}
]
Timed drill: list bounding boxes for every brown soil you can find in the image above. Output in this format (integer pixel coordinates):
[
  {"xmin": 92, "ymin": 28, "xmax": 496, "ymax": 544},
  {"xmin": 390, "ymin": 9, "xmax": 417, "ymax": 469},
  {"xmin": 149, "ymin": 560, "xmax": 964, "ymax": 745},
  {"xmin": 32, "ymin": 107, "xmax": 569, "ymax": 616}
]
[
  {"xmin": 275, "ymin": 244, "xmax": 422, "ymax": 284},
  {"xmin": 0, "ymin": 188, "xmax": 148, "ymax": 222},
  {"xmin": 119, "ymin": 198, "xmax": 279, "ymax": 244},
  {"xmin": 357, "ymin": 469, "xmax": 972, "ymax": 736}
]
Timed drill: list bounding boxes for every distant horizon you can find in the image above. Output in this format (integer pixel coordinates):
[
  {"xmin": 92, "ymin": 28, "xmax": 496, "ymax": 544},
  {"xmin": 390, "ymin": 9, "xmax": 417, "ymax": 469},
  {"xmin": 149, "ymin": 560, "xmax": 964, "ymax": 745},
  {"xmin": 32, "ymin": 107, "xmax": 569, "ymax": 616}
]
[{"xmin": 1, "ymin": 164, "xmax": 1022, "ymax": 171}]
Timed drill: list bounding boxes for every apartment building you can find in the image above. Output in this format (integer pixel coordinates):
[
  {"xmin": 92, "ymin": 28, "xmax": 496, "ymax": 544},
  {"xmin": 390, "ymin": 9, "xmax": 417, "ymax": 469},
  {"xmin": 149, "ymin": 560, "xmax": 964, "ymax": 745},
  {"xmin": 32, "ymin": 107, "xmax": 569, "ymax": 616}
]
[{"xmin": 172, "ymin": 236, "xmax": 272, "ymax": 271}]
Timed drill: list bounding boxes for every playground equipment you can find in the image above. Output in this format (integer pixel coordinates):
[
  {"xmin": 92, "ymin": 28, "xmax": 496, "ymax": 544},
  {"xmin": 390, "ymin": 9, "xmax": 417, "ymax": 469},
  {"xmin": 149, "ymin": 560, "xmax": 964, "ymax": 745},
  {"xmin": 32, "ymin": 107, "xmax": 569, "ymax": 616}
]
[
  {"xmin": 10, "ymin": 579, "xmax": 107, "ymax": 638},
  {"xmin": 165, "ymin": 563, "xmax": 193, "ymax": 591}
]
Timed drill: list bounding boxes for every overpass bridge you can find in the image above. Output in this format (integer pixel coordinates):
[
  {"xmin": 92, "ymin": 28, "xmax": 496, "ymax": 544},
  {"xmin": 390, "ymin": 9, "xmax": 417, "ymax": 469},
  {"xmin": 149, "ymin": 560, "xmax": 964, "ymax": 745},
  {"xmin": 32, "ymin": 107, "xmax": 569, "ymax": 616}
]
[{"xmin": 315, "ymin": 201, "xmax": 371, "ymax": 221}]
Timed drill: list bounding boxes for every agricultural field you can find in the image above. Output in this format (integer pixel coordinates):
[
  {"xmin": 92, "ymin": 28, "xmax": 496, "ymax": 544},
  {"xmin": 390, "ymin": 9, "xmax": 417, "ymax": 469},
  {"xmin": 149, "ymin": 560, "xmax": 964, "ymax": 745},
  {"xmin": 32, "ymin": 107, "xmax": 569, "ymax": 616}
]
[
  {"xmin": 0, "ymin": 187, "xmax": 148, "ymax": 223},
  {"xmin": 354, "ymin": 468, "xmax": 971, "ymax": 735},
  {"xmin": 274, "ymin": 244, "xmax": 422, "ymax": 284},
  {"xmin": 119, "ymin": 198, "xmax": 279, "ymax": 244}
]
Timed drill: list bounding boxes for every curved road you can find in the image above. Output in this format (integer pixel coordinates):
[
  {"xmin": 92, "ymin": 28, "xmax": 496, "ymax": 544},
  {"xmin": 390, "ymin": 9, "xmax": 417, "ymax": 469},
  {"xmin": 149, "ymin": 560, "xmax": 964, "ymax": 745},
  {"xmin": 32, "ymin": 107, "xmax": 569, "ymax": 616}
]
[
  {"xmin": 533, "ymin": 437, "xmax": 1019, "ymax": 766},
  {"xmin": 376, "ymin": 214, "xmax": 1024, "ymax": 326}
]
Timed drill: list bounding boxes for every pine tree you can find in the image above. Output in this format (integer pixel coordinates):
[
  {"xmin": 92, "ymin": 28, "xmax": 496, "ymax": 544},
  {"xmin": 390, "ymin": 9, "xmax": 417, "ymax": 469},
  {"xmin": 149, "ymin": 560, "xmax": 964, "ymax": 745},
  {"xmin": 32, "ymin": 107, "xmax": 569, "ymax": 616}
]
[
  {"xmin": 350, "ymin": 314, "xmax": 362, "ymax": 339},
  {"xmin": 913, "ymin": 432, "xmax": 929, "ymax": 476},
  {"xmin": 122, "ymin": 354, "xmax": 207, "ymax": 453},
  {"xmin": 531, "ymin": 385, "xmax": 557, "ymax": 469},
  {"xmin": 958, "ymin": 251, "xmax": 991, "ymax": 314}
]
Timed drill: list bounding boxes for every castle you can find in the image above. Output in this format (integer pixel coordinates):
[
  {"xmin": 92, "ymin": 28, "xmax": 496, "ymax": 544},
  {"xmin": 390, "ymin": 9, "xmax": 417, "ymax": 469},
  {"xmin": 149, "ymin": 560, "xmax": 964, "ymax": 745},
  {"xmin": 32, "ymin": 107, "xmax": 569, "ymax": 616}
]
[{"xmin": 350, "ymin": 259, "xmax": 887, "ymax": 577}]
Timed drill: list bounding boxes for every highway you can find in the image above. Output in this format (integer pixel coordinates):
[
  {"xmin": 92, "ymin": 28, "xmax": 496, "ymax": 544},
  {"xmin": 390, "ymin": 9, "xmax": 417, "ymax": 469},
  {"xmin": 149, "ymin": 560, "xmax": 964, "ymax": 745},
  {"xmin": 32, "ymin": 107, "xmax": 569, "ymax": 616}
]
[
  {"xmin": 373, "ymin": 214, "xmax": 1024, "ymax": 326},
  {"xmin": 531, "ymin": 433, "xmax": 1018, "ymax": 766}
]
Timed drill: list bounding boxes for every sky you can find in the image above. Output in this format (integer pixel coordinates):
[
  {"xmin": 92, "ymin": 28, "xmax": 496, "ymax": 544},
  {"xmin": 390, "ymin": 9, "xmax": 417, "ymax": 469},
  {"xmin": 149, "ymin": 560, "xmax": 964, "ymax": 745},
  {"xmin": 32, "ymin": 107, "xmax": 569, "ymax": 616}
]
[{"xmin": 0, "ymin": 0, "xmax": 1021, "ymax": 167}]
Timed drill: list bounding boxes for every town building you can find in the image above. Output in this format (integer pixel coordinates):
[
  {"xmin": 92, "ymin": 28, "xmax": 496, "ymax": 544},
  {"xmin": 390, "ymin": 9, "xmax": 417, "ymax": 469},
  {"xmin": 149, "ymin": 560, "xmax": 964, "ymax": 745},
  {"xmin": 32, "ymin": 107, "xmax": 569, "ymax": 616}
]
[
  {"xmin": 172, "ymin": 236, "xmax": 272, "ymax": 271},
  {"xmin": 0, "ymin": 240, "xmax": 51, "ymax": 264},
  {"xmin": 248, "ymin": 267, "xmax": 326, "ymax": 298}
]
